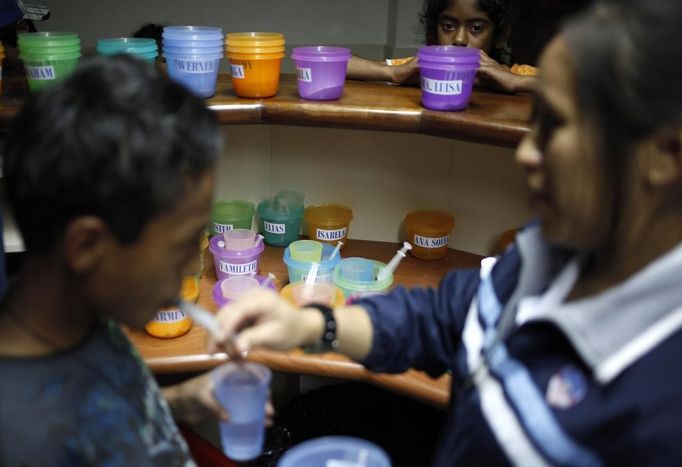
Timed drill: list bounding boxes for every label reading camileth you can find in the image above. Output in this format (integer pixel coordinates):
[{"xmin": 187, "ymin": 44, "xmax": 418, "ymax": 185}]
[
  {"xmin": 153, "ymin": 309, "xmax": 187, "ymax": 322},
  {"xmin": 296, "ymin": 67, "xmax": 312, "ymax": 82},
  {"xmin": 173, "ymin": 59, "xmax": 216, "ymax": 74},
  {"xmin": 300, "ymin": 273, "xmax": 331, "ymax": 283},
  {"xmin": 231, "ymin": 64, "xmax": 245, "ymax": 79},
  {"xmin": 316, "ymin": 227, "xmax": 346, "ymax": 241},
  {"xmin": 414, "ymin": 234, "xmax": 449, "ymax": 248},
  {"xmin": 218, "ymin": 260, "xmax": 258, "ymax": 275},
  {"xmin": 420, "ymin": 77, "xmax": 463, "ymax": 95},
  {"xmin": 26, "ymin": 65, "xmax": 55, "ymax": 80},
  {"xmin": 264, "ymin": 221, "xmax": 286, "ymax": 234},
  {"xmin": 213, "ymin": 222, "xmax": 234, "ymax": 233}
]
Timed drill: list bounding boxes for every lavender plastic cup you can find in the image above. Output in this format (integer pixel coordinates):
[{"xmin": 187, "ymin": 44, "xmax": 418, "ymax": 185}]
[
  {"xmin": 209, "ymin": 234, "xmax": 265, "ymax": 281},
  {"xmin": 417, "ymin": 46, "xmax": 480, "ymax": 111},
  {"xmin": 212, "ymin": 274, "xmax": 277, "ymax": 308},
  {"xmin": 291, "ymin": 46, "xmax": 351, "ymax": 100}
]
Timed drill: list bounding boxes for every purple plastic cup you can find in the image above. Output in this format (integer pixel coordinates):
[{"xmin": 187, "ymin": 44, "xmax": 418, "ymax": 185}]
[
  {"xmin": 417, "ymin": 46, "xmax": 480, "ymax": 111},
  {"xmin": 212, "ymin": 274, "xmax": 278, "ymax": 308},
  {"xmin": 209, "ymin": 234, "xmax": 265, "ymax": 281},
  {"xmin": 291, "ymin": 46, "xmax": 351, "ymax": 100}
]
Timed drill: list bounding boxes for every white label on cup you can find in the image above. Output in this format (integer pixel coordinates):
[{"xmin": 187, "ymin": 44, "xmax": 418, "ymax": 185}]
[
  {"xmin": 264, "ymin": 221, "xmax": 286, "ymax": 234},
  {"xmin": 327, "ymin": 461, "xmax": 363, "ymax": 467},
  {"xmin": 213, "ymin": 222, "xmax": 234, "ymax": 233},
  {"xmin": 26, "ymin": 65, "xmax": 56, "ymax": 80},
  {"xmin": 296, "ymin": 67, "xmax": 312, "ymax": 82},
  {"xmin": 173, "ymin": 58, "xmax": 216, "ymax": 74},
  {"xmin": 420, "ymin": 77, "xmax": 463, "ymax": 95},
  {"xmin": 152, "ymin": 309, "xmax": 187, "ymax": 322},
  {"xmin": 218, "ymin": 259, "xmax": 258, "ymax": 275},
  {"xmin": 414, "ymin": 234, "xmax": 449, "ymax": 248},
  {"xmin": 316, "ymin": 227, "xmax": 346, "ymax": 241},
  {"xmin": 231, "ymin": 64, "xmax": 245, "ymax": 79},
  {"xmin": 300, "ymin": 273, "xmax": 331, "ymax": 283}
]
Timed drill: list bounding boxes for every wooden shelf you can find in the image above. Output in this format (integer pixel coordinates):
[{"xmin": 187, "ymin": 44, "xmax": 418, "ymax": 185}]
[
  {"xmin": 127, "ymin": 239, "xmax": 482, "ymax": 407},
  {"xmin": 0, "ymin": 74, "xmax": 531, "ymax": 148}
]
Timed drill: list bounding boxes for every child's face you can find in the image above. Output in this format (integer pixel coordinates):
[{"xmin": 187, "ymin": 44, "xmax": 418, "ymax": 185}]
[
  {"xmin": 86, "ymin": 171, "xmax": 215, "ymax": 329},
  {"xmin": 436, "ymin": 0, "xmax": 496, "ymax": 53}
]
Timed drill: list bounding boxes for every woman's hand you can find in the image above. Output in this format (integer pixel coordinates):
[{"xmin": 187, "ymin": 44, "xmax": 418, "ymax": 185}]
[{"xmin": 477, "ymin": 50, "xmax": 536, "ymax": 93}]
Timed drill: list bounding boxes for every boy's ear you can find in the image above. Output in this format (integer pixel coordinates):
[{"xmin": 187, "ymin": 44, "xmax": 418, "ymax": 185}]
[
  {"xmin": 644, "ymin": 126, "xmax": 682, "ymax": 187},
  {"xmin": 62, "ymin": 216, "xmax": 115, "ymax": 274}
]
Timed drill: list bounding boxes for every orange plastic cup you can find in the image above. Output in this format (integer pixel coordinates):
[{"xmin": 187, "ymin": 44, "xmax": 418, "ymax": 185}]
[
  {"xmin": 280, "ymin": 281, "xmax": 346, "ymax": 308},
  {"xmin": 304, "ymin": 204, "xmax": 353, "ymax": 249},
  {"xmin": 145, "ymin": 276, "xmax": 198, "ymax": 338},
  {"xmin": 404, "ymin": 210, "xmax": 455, "ymax": 261},
  {"xmin": 227, "ymin": 51, "xmax": 284, "ymax": 98}
]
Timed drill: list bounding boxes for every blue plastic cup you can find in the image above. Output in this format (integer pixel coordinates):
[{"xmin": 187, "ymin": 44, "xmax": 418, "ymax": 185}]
[
  {"xmin": 212, "ymin": 362, "xmax": 271, "ymax": 461},
  {"xmin": 340, "ymin": 257, "xmax": 375, "ymax": 281},
  {"xmin": 164, "ymin": 52, "xmax": 221, "ymax": 98},
  {"xmin": 279, "ymin": 436, "xmax": 392, "ymax": 467},
  {"xmin": 283, "ymin": 242, "xmax": 341, "ymax": 283}
]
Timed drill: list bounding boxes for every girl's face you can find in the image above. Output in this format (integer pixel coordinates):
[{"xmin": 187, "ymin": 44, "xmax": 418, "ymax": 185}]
[
  {"xmin": 516, "ymin": 37, "xmax": 612, "ymax": 250},
  {"xmin": 436, "ymin": 0, "xmax": 496, "ymax": 53}
]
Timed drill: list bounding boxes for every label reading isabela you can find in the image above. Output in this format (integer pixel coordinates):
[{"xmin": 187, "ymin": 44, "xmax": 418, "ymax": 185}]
[
  {"xmin": 420, "ymin": 77, "xmax": 463, "ymax": 95},
  {"xmin": 173, "ymin": 58, "xmax": 216, "ymax": 74},
  {"xmin": 26, "ymin": 65, "xmax": 55, "ymax": 80},
  {"xmin": 213, "ymin": 222, "xmax": 234, "ymax": 234},
  {"xmin": 296, "ymin": 67, "xmax": 312, "ymax": 82},
  {"xmin": 316, "ymin": 227, "xmax": 346, "ymax": 241},
  {"xmin": 264, "ymin": 221, "xmax": 286, "ymax": 234},
  {"xmin": 414, "ymin": 234, "xmax": 449, "ymax": 248},
  {"xmin": 219, "ymin": 260, "xmax": 258, "ymax": 275},
  {"xmin": 231, "ymin": 64, "xmax": 245, "ymax": 79},
  {"xmin": 153, "ymin": 309, "xmax": 187, "ymax": 323},
  {"xmin": 300, "ymin": 273, "xmax": 331, "ymax": 283}
]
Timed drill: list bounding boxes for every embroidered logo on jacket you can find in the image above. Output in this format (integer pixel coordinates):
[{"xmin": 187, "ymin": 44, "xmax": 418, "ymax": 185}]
[{"xmin": 546, "ymin": 364, "xmax": 587, "ymax": 409}]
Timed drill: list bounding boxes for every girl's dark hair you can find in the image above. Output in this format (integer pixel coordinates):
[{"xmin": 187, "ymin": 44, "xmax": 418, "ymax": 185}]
[{"xmin": 419, "ymin": 0, "xmax": 513, "ymax": 45}]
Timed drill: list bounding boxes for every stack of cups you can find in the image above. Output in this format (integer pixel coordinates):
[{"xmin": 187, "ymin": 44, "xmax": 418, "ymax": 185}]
[
  {"xmin": 163, "ymin": 26, "xmax": 223, "ymax": 98},
  {"xmin": 225, "ymin": 32, "xmax": 285, "ymax": 98},
  {"xmin": 0, "ymin": 42, "xmax": 5, "ymax": 96},
  {"xmin": 18, "ymin": 32, "xmax": 82, "ymax": 92},
  {"xmin": 97, "ymin": 38, "xmax": 159, "ymax": 62}
]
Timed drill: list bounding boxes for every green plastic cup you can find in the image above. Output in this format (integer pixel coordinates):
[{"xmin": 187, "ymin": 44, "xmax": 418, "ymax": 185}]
[
  {"xmin": 332, "ymin": 259, "xmax": 393, "ymax": 300},
  {"xmin": 211, "ymin": 200, "xmax": 255, "ymax": 235}
]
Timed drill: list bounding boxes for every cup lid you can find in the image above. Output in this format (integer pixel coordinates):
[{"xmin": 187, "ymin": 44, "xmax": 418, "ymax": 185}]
[
  {"xmin": 97, "ymin": 38, "xmax": 158, "ymax": 53},
  {"xmin": 163, "ymin": 26, "xmax": 223, "ymax": 41},
  {"xmin": 417, "ymin": 45, "xmax": 480, "ymax": 64},
  {"xmin": 291, "ymin": 46, "xmax": 351, "ymax": 62},
  {"xmin": 226, "ymin": 32, "xmax": 285, "ymax": 46},
  {"xmin": 163, "ymin": 38, "xmax": 223, "ymax": 48},
  {"xmin": 164, "ymin": 45, "xmax": 223, "ymax": 55}
]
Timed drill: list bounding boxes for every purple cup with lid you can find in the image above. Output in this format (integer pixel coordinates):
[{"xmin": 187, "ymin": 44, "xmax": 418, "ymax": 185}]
[
  {"xmin": 212, "ymin": 274, "xmax": 277, "ymax": 308},
  {"xmin": 291, "ymin": 46, "xmax": 351, "ymax": 100},
  {"xmin": 209, "ymin": 234, "xmax": 265, "ymax": 281},
  {"xmin": 417, "ymin": 45, "xmax": 480, "ymax": 111}
]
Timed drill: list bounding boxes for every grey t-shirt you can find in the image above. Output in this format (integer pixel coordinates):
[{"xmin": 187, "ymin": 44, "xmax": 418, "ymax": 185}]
[{"xmin": 0, "ymin": 318, "xmax": 196, "ymax": 467}]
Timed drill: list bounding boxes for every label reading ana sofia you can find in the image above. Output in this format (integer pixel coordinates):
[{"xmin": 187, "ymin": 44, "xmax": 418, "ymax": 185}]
[
  {"xmin": 264, "ymin": 221, "xmax": 286, "ymax": 234},
  {"xmin": 26, "ymin": 65, "xmax": 55, "ymax": 80},
  {"xmin": 213, "ymin": 222, "xmax": 234, "ymax": 233},
  {"xmin": 421, "ymin": 77, "xmax": 463, "ymax": 95},
  {"xmin": 231, "ymin": 64, "xmax": 245, "ymax": 79},
  {"xmin": 173, "ymin": 59, "xmax": 217, "ymax": 74},
  {"xmin": 414, "ymin": 234, "xmax": 449, "ymax": 248},
  {"xmin": 316, "ymin": 227, "xmax": 346, "ymax": 241},
  {"xmin": 296, "ymin": 67, "xmax": 312, "ymax": 82},
  {"xmin": 218, "ymin": 259, "xmax": 258, "ymax": 275},
  {"xmin": 153, "ymin": 309, "xmax": 187, "ymax": 323}
]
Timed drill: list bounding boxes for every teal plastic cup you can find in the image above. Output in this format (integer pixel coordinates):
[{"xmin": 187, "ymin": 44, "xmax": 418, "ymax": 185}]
[
  {"xmin": 257, "ymin": 197, "xmax": 304, "ymax": 247},
  {"xmin": 332, "ymin": 259, "xmax": 393, "ymax": 300},
  {"xmin": 211, "ymin": 200, "xmax": 255, "ymax": 235},
  {"xmin": 97, "ymin": 38, "xmax": 158, "ymax": 61}
]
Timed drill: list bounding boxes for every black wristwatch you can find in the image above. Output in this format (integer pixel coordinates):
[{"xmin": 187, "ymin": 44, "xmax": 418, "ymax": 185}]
[{"xmin": 304, "ymin": 303, "xmax": 339, "ymax": 353}]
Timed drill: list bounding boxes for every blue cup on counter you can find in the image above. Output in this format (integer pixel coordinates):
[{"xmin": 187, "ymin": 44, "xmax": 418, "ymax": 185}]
[{"xmin": 283, "ymin": 242, "xmax": 341, "ymax": 283}]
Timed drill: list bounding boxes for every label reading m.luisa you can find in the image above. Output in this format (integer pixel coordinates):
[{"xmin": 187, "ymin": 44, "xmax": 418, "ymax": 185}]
[
  {"xmin": 420, "ymin": 77, "xmax": 463, "ymax": 95},
  {"xmin": 413, "ymin": 234, "xmax": 449, "ymax": 248}
]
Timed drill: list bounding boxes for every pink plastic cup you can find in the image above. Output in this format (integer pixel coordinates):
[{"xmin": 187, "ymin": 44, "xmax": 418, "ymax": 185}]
[
  {"xmin": 291, "ymin": 46, "xmax": 351, "ymax": 101},
  {"xmin": 417, "ymin": 46, "xmax": 480, "ymax": 111}
]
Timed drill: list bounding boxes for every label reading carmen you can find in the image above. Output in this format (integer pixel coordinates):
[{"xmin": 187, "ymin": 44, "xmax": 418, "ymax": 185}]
[
  {"xmin": 420, "ymin": 77, "xmax": 463, "ymax": 95},
  {"xmin": 414, "ymin": 234, "xmax": 449, "ymax": 248},
  {"xmin": 213, "ymin": 222, "xmax": 234, "ymax": 233},
  {"xmin": 153, "ymin": 309, "xmax": 187, "ymax": 323},
  {"xmin": 296, "ymin": 67, "xmax": 312, "ymax": 82},
  {"xmin": 264, "ymin": 221, "xmax": 286, "ymax": 234},
  {"xmin": 26, "ymin": 65, "xmax": 55, "ymax": 80},
  {"xmin": 316, "ymin": 227, "xmax": 346, "ymax": 241},
  {"xmin": 231, "ymin": 64, "xmax": 245, "ymax": 79},
  {"xmin": 219, "ymin": 260, "xmax": 258, "ymax": 275}
]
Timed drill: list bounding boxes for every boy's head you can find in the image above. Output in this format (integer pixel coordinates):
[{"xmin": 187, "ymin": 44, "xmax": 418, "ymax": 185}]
[
  {"xmin": 420, "ymin": 0, "xmax": 512, "ymax": 53},
  {"xmin": 3, "ymin": 55, "xmax": 221, "ymax": 327}
]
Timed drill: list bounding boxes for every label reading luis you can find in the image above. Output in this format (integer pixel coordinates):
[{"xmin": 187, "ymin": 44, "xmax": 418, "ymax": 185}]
[{"xmin": 414, "ymin": 234, "xmax": 449, "ymax": 249}]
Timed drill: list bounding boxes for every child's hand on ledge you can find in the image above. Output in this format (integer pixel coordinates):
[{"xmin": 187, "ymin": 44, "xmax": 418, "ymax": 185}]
[{"xmin": 477, "ymin": 50, "xmax": 537, "ymax": 93}]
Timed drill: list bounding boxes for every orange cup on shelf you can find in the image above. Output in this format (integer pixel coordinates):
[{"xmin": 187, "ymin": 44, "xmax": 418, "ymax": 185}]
[
  {"xmin": 145, "ymin": 276, "xmax": 199, "ymax": 338},
  {"xmin": 404, "ymin": 210, "xmax": 455, "ymax": 261},
  {"xmin": 304, "ymin": 204, "xmax": 353, "ymax": 249},
  {"xmin": 226, "ymin": 32, "xmax": 285, "ymax": 98}
]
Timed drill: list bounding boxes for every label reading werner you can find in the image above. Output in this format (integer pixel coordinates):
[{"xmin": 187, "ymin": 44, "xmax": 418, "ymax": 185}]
[
  {"xmin": 213, "ymin": 222, "xmax": 234, "ymax": 233},
  {"xmin": 264, "ymin": 221, "xmax": 286, "ymax": 234},
  {"xmin": 219, "ymin": 260, "xmax": 258, "ymax": 275},
  {"xmin": 153, "ymin": 309, "xmax": 187, "ymax": 322},
  {"xmin": 316, "ymin": 227, "xmax": 346, "ymax": 241},
  {"xmin": 296, "ymin": 67, "xmax": 312, "ymax": 82},
  {"xmin": 26, "ymin": 65, "xmax": 55, "ymax": 80},
  {"xmin": 300, "ymin": 273, "xmax": 331, "ymax": 283},
  {"xmin": 173, "ymin": 59, "xmax": 216, "ymax": 74},
  {"xmin": 231, "ymin": 64, "xmax": 245, "ymax": 79},
  {"xmin": 414, "ymin": 234, "xmax": 449, "ymax": 248},
  {"xmin": 420, "ymin": 77, "xmax": 463, "ymax": 95}
]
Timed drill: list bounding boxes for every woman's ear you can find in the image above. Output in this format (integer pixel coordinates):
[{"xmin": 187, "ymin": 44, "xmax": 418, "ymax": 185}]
[
  {"xmin": 645, "ymin": 126, "xmax": 682, "ymax": 188},
  {"xmin": 62, "ymin": 216, "xmax": 114, "ymax": 274}
]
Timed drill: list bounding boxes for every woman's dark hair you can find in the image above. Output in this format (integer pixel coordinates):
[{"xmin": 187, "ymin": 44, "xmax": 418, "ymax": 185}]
[
  {"xmin": 2, "ymin": 54, "xmax": 221, "ymax": 254},
  {"xmin": 419, "ymin": 0, "xmax": 513, "ymax": 46}
]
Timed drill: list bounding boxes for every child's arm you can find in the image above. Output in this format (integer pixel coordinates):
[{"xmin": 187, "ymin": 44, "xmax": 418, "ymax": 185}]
[
  {"xmin": 477, "ymin": 50, "xmax": 537, "ymax": 93},
  {"xmin": 347, "ymin": 55, "xmax": 419, "ymax": 85}
]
